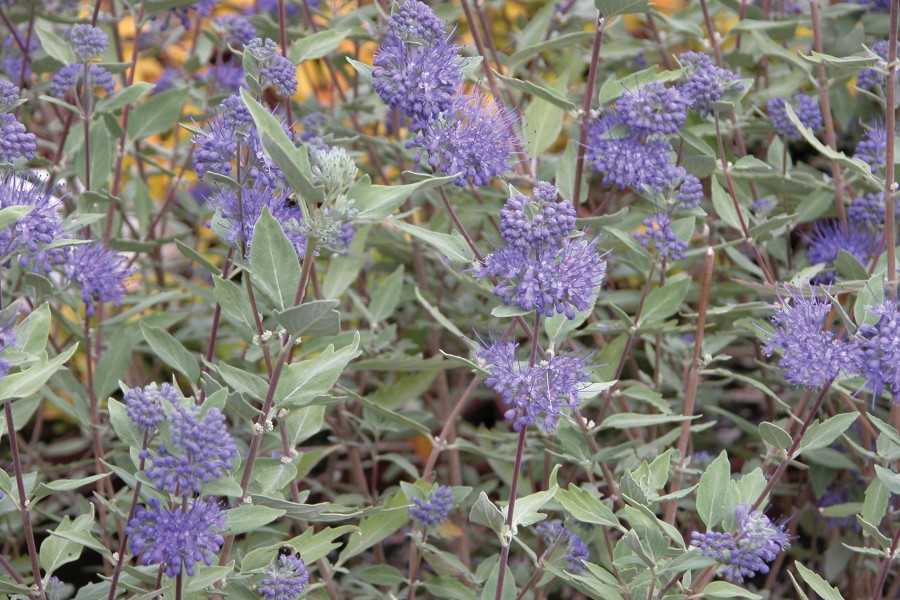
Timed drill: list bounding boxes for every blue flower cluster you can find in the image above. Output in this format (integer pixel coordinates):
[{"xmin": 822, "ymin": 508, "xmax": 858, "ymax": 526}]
[
  {"xmin": 806, "ymin": 220, "xmax": 878, "ymax": 281},
  {"xmin": 246, "ymin": 37, "xmax": 297, "ymax": 98},
  {"xmin": 691, "ymin": 505, "xmax": 790, "ymax": 582},
  {"xmin": 535, "ymin": 521, "xmax": 589, "ymax": 573},
  {"xmin": 848, "ymin": 191, "xmax": 887, "ymax": 228},
  {"xmin": 372, "ymin": 1, "xmax": 517, "ymax": 187},
  {"xmin": 677, "ymin": 51, "xmax": 744, "ymax": 117},
  {"xmin": 259, "ymin": 554, "xmax": 310, "ymax": 600},
  {"xmin": 65, "ymin": 242, "xmax": 133, "ymax": 317},
  {"xmin": 766, "ymin": 94, "xmax": 822, "ymax": 141},
  {"xmin": 49, "ymin": 63, "xmax": 116, "ymax": 99},
  {"xmin": 0, "ymin": 82, "xmax": 36, "ymax": 163},
  {"xmin": 634, "ymin": 213, "xmax": 689, "ymax": 260},
  {"xmin": 477, "ymin": 338, "xmax": 591, "ymax": 431},
  {"xmin": 0, "ymin": 174, "xmax": 65, "ymax": 272},
  {"xmin": 855, "ymin": 121, "xmax": 889, "ymax": 173},
  {"xmin": 476, "ymin": 182, "xmax": 606, "ymax": 319},
  {"xmin": 214, "ymin": 15, "xmax": 257, "ymax": 47},
  {"xmin": 69, "ymin": 24, "xmax": 108, "ymax": 62},
  {"xmin": 857, "ymin": 41, "xmax": 900, "ymax": 90},
  {"xmin": 409, "ymin": 484, "xmax": 454, "ymax": 527},
  {"xmin": 124, "ymin": 382, "xmax": 179, "ymax": 432}
]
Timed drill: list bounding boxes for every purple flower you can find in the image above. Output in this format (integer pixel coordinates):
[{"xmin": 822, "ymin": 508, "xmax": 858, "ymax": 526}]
[
  {"xmin": 762, "ymin": 288, "xmax": 863, "ymax": 388},
  {"xmin": 386, "ymin": 0, "xmax": 447, "ymax": 43},
  {"xmin": 213, "ymin": 15, "xmax": 257, "ymax": 47},
  {"xmin": 124, "ymin": 382, "xmax": 179, "ymax": 432},
  {"xmin": 586, "ymin": 114, "xmax": 682, "ymax": 192},
  {"xmin": 855, "ymin": 122, "xmax": 889, "ymax": 173},
  {"xmin": 477, "ymin": 340, "xmax": 591, "ymax": 431},
  {"xmin": 0, "ymin": 79, "xmax": 20, "ymax": 108},
  {"xmin": 858, "ymin": 301, "xmax": 900, "ymax": 402},
  {"xmin": 766, "ymin": 94, "xmax": 822, "ymax": 141},
  {"xmin": 255, "ymin": 0, "xmax": 304, "ymax": 18},
  {"xmin": 0, "ymin": 174, "xmax": 66, "ymax": 272},
  {"xmin": 247, "ymin": 38, "xmax": 297, "ymax": 98},
  {"xmin": 857, "ymin": 41, "xmax": 900, "ymax": 90},
  {"xmin": 259, "ymin": 554, "xmax": 310, "ymax": 600},
  {"xmin": 691, "ymin": 505, "xmax": 790, "ymax": 582},
  {"xmin": 153, "ymin": 67, "xmax": 183, "ymax": 95},
  {"xmin": 477, "ymin": 235, "xmax": 607, "ymax": 320},
  {"xmin": 0, "ymin": 315, "xmax": 17, "ymax": 379},
  {"xmin": 372, "ymin": 36, "xmax": 462, "ymax": 124},
  {"xmin": 536, "ymin": 521, "xmax": 589, "ymax": 573},
  {"xmin": 127, "ymin": 497, "xmax": 225, "ymax": 578},
  {"xmin": 634, "ymin": 212, "xmax": 688, "ymax": 260},
  {"xmin": 848, "ymin": 192, "xmax": 887, "ymax": 228},
  {"xmin": 144, "ymin": 403, "xmax": 238, "ymax": 495},
  {"xmin": 499, "ymin": 182, "xmax": 576, "ymax": 249},
  {"xmin": 0, "ymin": 113, "xmax": 36, "ymax": 163},
  {"xmin": 677, "ymin": 51, "xmax": 743, "ymax": 117},
  {"xmin": 408, "ymin": 89, "xmax": 518, "ymax": 186},
  {"xmin": 616, "ymin": 81, "xmax": 688, "ymax": 136},
  {"xmin": 752, "ymin": 197, "xmax": 775, "ymax": 216},
  {"xmin": 3, "ymin": 33, "xmax": 38, "ymax": 80},
  {"xmin": 208, "ymin": 184, "xmax": 307, "ymax": 257},
  {"xmin": 409, "ymin": 484, "xmax": 454, "ymax": 527},
  {"xmin": 193, "ymin": 116, "xmax": 238, "ymax": 179},
  {"xmin": 806, "ymin": 220, "xmax": 878, "ymax": 278},
  {"xmin": 65, "ymin": 242, "xmax": 133, "ymax": 316},
  {"xmin": 69, "ymin": 24, "xmax": 108, "ymax": 61},
  {"xmin": 205, "ymin": 63, "xmax": 246, "ymax": 93},
  {"xmin": 677, "ymin": 174, "xmax": 704, "ymax": 208},
  {"xmin": 49, "ymin": 63, "xmax": 116, "ymax": 99}
]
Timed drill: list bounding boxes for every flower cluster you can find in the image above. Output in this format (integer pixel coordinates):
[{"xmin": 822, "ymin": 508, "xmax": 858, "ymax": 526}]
[
  {"xmin": 677, "ymin": 51, "xmax": 744, "ymax": 117},
  {"xmin": 127, "ymin": 497, "xmax": 225, "ymax": 578},
  {"xmin": 409, "ymin": 484, "xmax": 454, "ymax": 527},
  {"xmin": 536, "ymin": 521, "xmax": 589, "ymax": 573},
  {"xmin": 65, "ymin": 242, "xmax": 133, "ymax": 316},
  {"xmin": 848, "ymin": 191, "xmax": 887, "ymax": 228},
  {"xmin": 691, "ymin": 505, "xmax": 790, "ymax": 582},
  {"xmin": 634, "ymin": 213, "xmax": 689, "ymax": 260},
  {"xmin": 805, "ymin": 220, "xmax": 878, "ymax": 281},
  {"xmin": 857, "ymin": 40, "xmax": 900, "ymax": 90},
  {"xmin": 0, "ymin": 174, "xmax": 65, "ymax": 272},
  {"xmin": 855, "ymin": 121, "xmax": 889, "ymax": 173},
  {"xmin": 259, "ymin": 553, "xmax": 310, "ymax": 600},
  {"xmin": 124, "ymin": 382, "xmax": 179, "ymax": 432},
  {"xmin": 858, "ymin": 301, "xmax": 900, "ymax": 401},
  {"xmin": 144, "ymin": 403, "xmax": 238, "ymax": 495},
  {"xmin": 762, "ymin": 288, "xmax": 862, "ymax": 388},
  {"xmin": 208, "ymin": 184, "xmax": 307, "ymax": 256},
  {"xmin": 766, "ymin": 94, "xmax": 822, "ymax": 141},
  {"xmin": 0, "ymin": 111, "xmax": 36, "ymax": 164},
  {"xmin": 476, "ymin": 183, "xmax": 606, "ymax": 319},
  {"xmin": 69, "ymin": 24, "xmax": 108, "ymax": 62},
  {"xmin": 49, "ymin": 63, "xmax": 116, "ymax": 99},
  {"xmin": 371, "ymin": 1, "xmax": 518, "ymax": 187},
  {"xmin": 0, "ymin": 315, "xmax": 17, "ymax": 379},
  {"xmin": 246, "ymin": 37, "xmax": 297, "ymax": 98},
  {"xmin": 214, "ymin": 15, "xmax": 257, "ymax": 47},
  {"xmin": 477, "ymin": 339, "xmax": 591, "ymax": 431}
]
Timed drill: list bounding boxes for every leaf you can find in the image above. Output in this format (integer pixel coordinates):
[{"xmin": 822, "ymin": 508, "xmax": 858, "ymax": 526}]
[
  {"xmin": 95, "ymin": 82, "xmax": 155, "ymax": 114},
  {"xmin": 599, "ymin": 413, "xmax": 693, "ymax": 429},
  {"xmin": 241, "ymin": 88, "xmax": 323, "ymax": 202},
  {"xmin": 0, "ymin": 205, "xmax": 32, "ymax": 233},
  {"xmin": 285, "ymin": 405, "xmax": 326, "ymax": 446},
  {"xmin": 249, "ymin": 207, "xmax": 302, "ymax": 311},
  {"xmin": 794, "ymin": 562, "xmax": 845, "ymax": 600},
  {"xmin": 555, "ymin": 485, "xmax": 619, "ymax": 527},
  {"xmin": 481, "ymin": 559, "xmax": 516, "ymax": 600},
  {"xmin": 213, "ymin": 275, "xmax": 256, "ymax": 333},
  {"xmin": 638, "ymin": 275, "xmax": 690, "ymax": 326},
  {"xmin": 874, "ymin": 465, "xmax": 900, "ymax": 495},
  {"xmin": 696, "ymin": 451, "xmax": 733, "ymax": 528},
  {"xmin": 595, "ymin": 0, "xmax": 650, "ymax": 17},
  {"xmin": 40, "ymin": 512, "xmax": 94, "ymax": 578},
  {"xmin": 351, "ymin": 174, "xmax": 457, "ymax": 221},
  {"xmin": 289, "ymin": 29, "xmax": 350, "ymax": 63},
  {"xmin": 140, "ymin": 322, "xmax": 200, "ymax": 384},
  {"xmin": 94, "ymin": 326, "xmax": 138, "ymax": 400},
  {"xmin": 469, "ymin": 491, "xmax": 505, "ymax": 534},
  {"xmin": 275, "ymin": 300, "xmax": 341, "ymax": 337},
  {"xmin": 798, "ymin": 413, "xmax": 859, "ymax": 453},
  {"xmin": 77, "ymin": 119, "xmax": 112, "ymax": 190},
  {"xmin": 494, "ymin": 72, "xmax": 576, "ymax": 110},
  {"xmin": 346, "ymin": 57, "xmax": 374, "ymax": 84},
  {"xmin": 703, "ymin": 581, "xmax": 763, "ymax": 599},
  {"xmin": 127, "ymin": 88, "xmax": 189, "ymax": 139},
  {"xmin": 711, "ymin": 178, "xmax": 746, "ymax": 232},
  {"xmin": 242, "ymin": 525, "xmax": 358, "ymax": 571},
  {"xmin": 32, "ymin": 474, "xmax": 111, "ymax": 504},
  {"xmin": 368, "ymin": 265, "xmax": 404, "ymax": 323},
  {"xmin": 107, "ymin": 398, "xmax": 143, "ymax": 450},
  {"xmin": 0, "ymin": 345, "xmax": 78, "ymax": 403},
  {"xmin": 522, "ymin": 95, "xmax": 564, "ymax": 159},
  {"xmin": 337, "ymin": 491, "xmax": 409, "ymax": 565},
  {"xmin": 511, "ymin": 485, "xmax": 558, "ymax": 528},
  {"xmin": 275, "ymin": 332, "xmax": 361, "ymax": 407},
  {"xmin": 759, "ymin": 421, "xmax": 792, "ymax": 451},
  {"xmin": 223, "ymin": 505, "xmax": 286, "ymax": 536},
  {"xmin": 834, "ymin": 250, "xmax": 869, "ymax": 281},
  {"xmin": 34, "ymin": 20, "xmax": 75, "ymax": 65},
  {"xmin": 392, "ymin": 221, "xmax": 475, "ymax": 265},
  {"xmin": 13, "ymin": 303, "xmax": 51, "ymax": 358},
  {"xmin": 855, "ymin": 273, "xmax": 885, "ymax": 327},
  {"xmin": 505, "ymin": 32, "xmax": 593, "ymax": 70}
]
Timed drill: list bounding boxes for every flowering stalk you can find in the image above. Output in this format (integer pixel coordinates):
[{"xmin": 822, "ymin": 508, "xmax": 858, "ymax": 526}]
[
  {"xmin": 494, "ymin": 313, "xmax": 540, "ymax": 600},
  {"xmin": 5, "ymin": 401, "xmax": 45, "ymax": 600}
]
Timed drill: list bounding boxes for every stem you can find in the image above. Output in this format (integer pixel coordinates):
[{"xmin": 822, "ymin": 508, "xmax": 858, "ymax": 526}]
[
  {"xmin": 712, "ymin": 112, "xmax": 775, "ymax": 285},
  {"xmin": 439, "ymin": 188, "xmax": 484, "ymax": 262},
  {"xmin": 494, "ymin": 426, "xmax": 528, "ymax": 600},
  {"xmin": 809, "ymin": 0, "xmax": 847, "ymax": 225},
  {"xmin": 405, "ymin": 528, "xmax": 427, "ymax": 600},
  {"xmin": 421, "ymin": 377, "xmax": 481, "ymax": 481},
  {"xmin": 663, "ymin": 247, "xmax": 714, "ymax": 525},
  {"xmin": 107, "ymin": 430, "xmax": 151, "ymax": 600},
  {"xmin": 573, "ymin": 13, "xmax": 604, "ymax": 206},
  {"xmin": 873, "ymin": 526, "xmax": 900, "ymax": 600},
  {"xmin": 885, "ymin": 0, "xmax": 898, "ymax": 300},
  {"xmin": 5, "ymin": 401, "xmax": 45, "ymax": 600}
]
